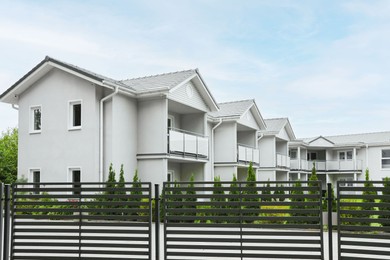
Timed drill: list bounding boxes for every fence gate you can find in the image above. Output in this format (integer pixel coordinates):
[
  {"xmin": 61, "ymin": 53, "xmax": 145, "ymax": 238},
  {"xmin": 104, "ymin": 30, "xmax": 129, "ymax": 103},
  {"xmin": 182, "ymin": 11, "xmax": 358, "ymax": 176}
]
[
  {"xmin": 163, "ymin": 181, "xmax": 324, "ymax": 260},
  {"xmin": 337, "ymin": 180, "xmax": 390, "ymax": 260},
  {"xmin": 10, "ymin": 182, "xmax": 152, "ymax": 260}
]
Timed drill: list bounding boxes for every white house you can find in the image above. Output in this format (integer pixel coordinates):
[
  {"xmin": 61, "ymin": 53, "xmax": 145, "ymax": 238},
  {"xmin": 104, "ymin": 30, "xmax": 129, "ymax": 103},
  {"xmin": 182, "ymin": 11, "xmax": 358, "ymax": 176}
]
[
  {"xmin": 289, "ymin": 131, "xmax": 390, "ymax": 191},
  {"xmin": 257, "ymin": 118, "xmax": 296, "ymax": 182},
  {"xmin": 1, "ymin": 56, "xmax": 390, "ymax": 189}
]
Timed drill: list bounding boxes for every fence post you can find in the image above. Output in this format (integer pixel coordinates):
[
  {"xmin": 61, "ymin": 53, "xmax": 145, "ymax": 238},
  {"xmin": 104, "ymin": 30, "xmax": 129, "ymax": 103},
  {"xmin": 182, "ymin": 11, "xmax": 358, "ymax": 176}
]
[
  {"xmin": 0, "ymin": 183, "xmax": 3, "ymax": 260},
  {"xmin": 155, "ymin": 184, "xmax": 160, "ymax": 260},
  {"xmin": 3, "ymin": 184, "xmax": 11, "ymax": 260},
  {"xmin": 327, "ymin": 183, "xmax": 333, "ymax": 260}
]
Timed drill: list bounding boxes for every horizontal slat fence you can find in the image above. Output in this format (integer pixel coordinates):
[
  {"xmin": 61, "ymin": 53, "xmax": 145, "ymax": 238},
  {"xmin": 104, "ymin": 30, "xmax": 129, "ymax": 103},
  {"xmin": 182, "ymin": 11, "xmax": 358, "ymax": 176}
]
[
  {"xmin": 11, "ymin": 182, "xmax": 152, "ymax": 260},
  {"xmin": 338, "ymin": 180, "xmax": 390, "ymax": 260},
  {"xmin": 163, "ymin": 181, "xmax": 324, "ymax": 260}
]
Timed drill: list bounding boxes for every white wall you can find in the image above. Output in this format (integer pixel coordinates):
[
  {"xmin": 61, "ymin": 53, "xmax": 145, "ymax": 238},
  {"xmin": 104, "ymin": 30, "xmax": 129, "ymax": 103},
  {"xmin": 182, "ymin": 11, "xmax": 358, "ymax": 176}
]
[
  {"xmin": 18, "ymin": 69, "xmax": 101, "ymax": 182},
  {"xmin": 258, "ymin": 136, "xmax": 275, "ymax": 167},
  {"xmin": 215, "ymin": 166, "xmax": 237, "ymax": 181},
  {"xmin": 214, "ymin": 122, "xmax": 237, "ymax": 163},
  {"xmin": 109, "ymin": 94, "xmax": 138, "ymax": 182},
  {"xmin": 182, "ymin": 163, "xmax": 205, "ymax": 182},
  {"xmin": 137, "ymin": 98, "xmax": 167, "ymax": 154},
  {"xmin": 367, "ymin": 145, "xmax": 390, "ymax": 180},
  {"xmin": 258, "ymin": 170, "xmax": 275, "ymax": 181}
]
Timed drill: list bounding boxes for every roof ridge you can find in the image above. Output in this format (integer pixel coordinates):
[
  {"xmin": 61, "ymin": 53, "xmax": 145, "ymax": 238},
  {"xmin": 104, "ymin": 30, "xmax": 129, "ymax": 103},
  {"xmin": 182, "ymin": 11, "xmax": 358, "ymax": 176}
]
[
  {"xmin": 218, "ymin": 99, "xmax": 254, "ymax": 105},
  {"xmin": 122, "ymin": 69, "xmax": 196, "ymax": 82},
  {"xmin": 264, "ymin": 117, "xmax": 288, "ymax": 121},
  {"xmin": 324, "ymin": 130, "xmax": 390, "ymax": 139}
]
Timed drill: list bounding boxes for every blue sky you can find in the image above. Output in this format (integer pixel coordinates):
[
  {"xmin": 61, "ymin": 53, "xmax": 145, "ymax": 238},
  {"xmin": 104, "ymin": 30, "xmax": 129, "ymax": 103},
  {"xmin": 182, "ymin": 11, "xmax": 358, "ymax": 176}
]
[{"xmin": 1, "ymin": 0, "xmax": 390, "ymax": 138}]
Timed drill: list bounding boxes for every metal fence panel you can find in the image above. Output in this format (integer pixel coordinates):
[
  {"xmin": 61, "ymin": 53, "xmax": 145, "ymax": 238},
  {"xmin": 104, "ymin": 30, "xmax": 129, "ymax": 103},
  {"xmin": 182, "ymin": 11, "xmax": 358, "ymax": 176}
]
[
  {"xmin": 11, "ymin": 182, "xmax": 152, "ymax": 260},
  {"xmin": 163, "ymin": 181, "xmax": 324, "ymax": 260},
  {"xmin": 337, "ymin": 180, "xmax": 390, "ymax": 260}
]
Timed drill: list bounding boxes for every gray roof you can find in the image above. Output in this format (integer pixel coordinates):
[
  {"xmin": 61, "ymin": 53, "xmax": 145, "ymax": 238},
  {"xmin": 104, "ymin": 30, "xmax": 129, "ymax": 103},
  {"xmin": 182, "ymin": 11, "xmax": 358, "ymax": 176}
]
[
  {"xmin": 303, "ymin": 131, "xmax": 390, "ymax": 145},
  {"xmin": 0, "ymin": 56, "xmax": 131, "ymax": 100},
  {"xmin": 209, "ymin": 99, "xmax": 254, "ymax": 118},
  {"xmin": 263, "ymin": 118, "xmax": 288, "ymax": 132},
  {"xmin": 121, "ymin": 69, "xmax": 196, "ymax": 91}
]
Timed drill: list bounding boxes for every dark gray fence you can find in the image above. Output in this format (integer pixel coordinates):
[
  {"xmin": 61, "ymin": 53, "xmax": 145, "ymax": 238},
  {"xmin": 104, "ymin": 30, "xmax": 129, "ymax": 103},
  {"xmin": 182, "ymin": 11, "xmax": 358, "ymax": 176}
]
[
  {"xmin": 337, "ymin": 180, "xmax": 390, "ymax": 260},
  {"xmin": 1, "ymin": 183, "xmax": 4, "ymax": 260},
  {"xmin": 10, "ymin": 182, "xmax": 152, "ymax": 260},
  {"xmin": 163, "ymin": 181, "xmax": 324, "ymax": 260}
]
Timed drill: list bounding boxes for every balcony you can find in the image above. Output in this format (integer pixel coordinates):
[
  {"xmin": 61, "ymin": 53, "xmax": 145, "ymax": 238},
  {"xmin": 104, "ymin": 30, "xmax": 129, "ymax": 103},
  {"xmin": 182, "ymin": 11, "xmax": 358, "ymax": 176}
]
[
  {"xmin": 290, "ymin": 159, "xmax": 363, "ymax": 171},
  {"xmin": 276, "ymin": 153, "xmax": 290, "ymax": 168},
  {"xmin": 237, "ymin": 144, "xmax": 259, "ymax": 165},
  {"xmin": 168, "ymin": 128, "xmax": 208, "ymax": 159}
]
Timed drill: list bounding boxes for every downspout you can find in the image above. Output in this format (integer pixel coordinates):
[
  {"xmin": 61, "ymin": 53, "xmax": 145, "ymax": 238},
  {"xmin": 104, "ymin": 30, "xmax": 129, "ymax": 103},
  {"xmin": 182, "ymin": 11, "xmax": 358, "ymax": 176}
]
[
  {"xmin": 11, "ymin": 104, "xmax": 19, "ymax": 110},
  {"xmin": 99, "ymin": 86, "xmax": 119, "ymax": 183},
  {"xmin": 211, "ymin": 119, "xmax": 223, "ymax": 180}
]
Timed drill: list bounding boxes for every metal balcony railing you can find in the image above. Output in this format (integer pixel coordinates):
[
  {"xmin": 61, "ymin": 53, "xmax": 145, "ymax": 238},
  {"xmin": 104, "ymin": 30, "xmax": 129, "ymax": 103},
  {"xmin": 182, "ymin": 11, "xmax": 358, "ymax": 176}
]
[
  {"xmin": 276, "ymin": 153, "xmax": 290, "ymax": 168},
  {"xmin": 290, "ymin": 159, "xmax": 363, "ymax": 171},
  {"xmin": 168, "ymin": 128, "xmax": 208, "ymax": 159}
]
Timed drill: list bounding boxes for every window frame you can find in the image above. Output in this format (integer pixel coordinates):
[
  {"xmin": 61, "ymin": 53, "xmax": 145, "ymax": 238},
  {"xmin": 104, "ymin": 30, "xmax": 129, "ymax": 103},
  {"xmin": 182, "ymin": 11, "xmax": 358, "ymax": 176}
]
[
  {"xmin": 339, "ymin": 150, "xmax": 353, "ymax": 161},
  {"xmin": 29, "ymin": 105, "xmax": 42, "ymax": 134},
  {"xmin": 382, "ymin": 149, "xmax": 390, "ymax": 169},
  {"xmin": 68, "ymin": 100, "xmax": 82, "ymax": 131}
]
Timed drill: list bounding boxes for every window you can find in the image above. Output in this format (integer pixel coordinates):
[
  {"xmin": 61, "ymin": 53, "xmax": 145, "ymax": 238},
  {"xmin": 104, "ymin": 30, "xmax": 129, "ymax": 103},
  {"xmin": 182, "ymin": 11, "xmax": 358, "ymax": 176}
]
[
  {"xmin": 289, "ymin": 149, "xmax": 297, "ymax": 159},
  {"xmin": 31, "ymin": 170, "xmax": 40, "ymax": 194},
  {"xmin": 382, "ymin": 149, "xmax": 390, "ymax": 169},
  {"xmin": 69, "ymin": 168, "xmax": 81, "ymax": 194},
  {"xmin": 30, "ymin": 106, "xmax": 42, "ymax": 133},
  {"xmin": 339, "ymin": 151, "xmax": 353, "ymax": 160},
  {"xmin": 307, "ymin": 152, "xmax": 317, "ymax": 160},
  {"xmin": 69, "ymin": 100, "xmax": 82, "ymax": 130}
]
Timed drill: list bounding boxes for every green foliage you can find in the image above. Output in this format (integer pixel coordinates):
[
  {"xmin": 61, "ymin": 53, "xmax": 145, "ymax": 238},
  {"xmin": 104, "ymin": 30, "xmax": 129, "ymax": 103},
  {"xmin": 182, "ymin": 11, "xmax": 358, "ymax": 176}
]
[
  {"xmin": 339, "ymin": 198, "xmax": 365, "ymax": 226},
  {"xmin": 379, "ymin": 177, "xmax": 390, "ymax": 227},
  {"xmin": 184, "ymin": 174, "xmax": 196, "ymax": 221},
  {"xmin": 244, "ymin": 162, "xmax": 258, "ymax": 221},
  {"xmin": 195, "ymin": 205, "xmax": 212, "ymax": 224},
  {"xmin": 259, "ymin": 205, "xmax": 289, "ymax": 224},
  {"xmin": 273, "ymin": 184, "xmax": 285, "ymax": 202},
  {"xmin": 228, "ymin": 174, "xmax": 240, "ymax": 223},
  {"xmin": 261, "ymin": 182, "xmax": 272, "ymax": 202},
  {"xmin": 362, "ymin": 169, "xmax": 376, "ymax": 224},
  {"xmin": 106, "ymin": 163, "xmax": 116, "ymax": 192},
  {"xmin": 212, "ymin": 176, "xmax": 226, "ymax": 223},
  {"xmin": 323, "ymin": 184, "xmax": 337, "ymax": 212},
  {"xmin": 289, "ymin": 180, "xmax": 305, "ymax": 223},
  {"xmin": 0, "ymin": 128, "xmax": 18, "ymax": 184}
]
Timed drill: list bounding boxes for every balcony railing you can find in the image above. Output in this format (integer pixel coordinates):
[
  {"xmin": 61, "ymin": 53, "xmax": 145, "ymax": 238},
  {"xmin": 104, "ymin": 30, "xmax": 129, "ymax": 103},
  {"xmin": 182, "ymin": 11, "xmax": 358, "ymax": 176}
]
[
  {"xmin": 238, "ymin": 144, "xmax": 259, "ymax": 164},
  {"xmin": 276, "ymin": 153, "xmax": 290, "ymax": 168},
  {"xmin": 168, "ymin": 128, "xmax": 208, "ymax": 159},
  {"xmin": 290, "ymin": 159, "xmax": 363, "ymax": 171}
]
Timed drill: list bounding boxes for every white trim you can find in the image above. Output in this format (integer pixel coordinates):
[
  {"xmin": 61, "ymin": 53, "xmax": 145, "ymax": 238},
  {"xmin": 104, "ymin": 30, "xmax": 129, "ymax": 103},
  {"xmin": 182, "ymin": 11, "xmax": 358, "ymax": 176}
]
[
  {"xmin": 68, "ymin": 99, "xmax": 82, "ymax": 131},
  {"xmin": 29, "ymin": 105, "xmax": 42, "ymax": 134},
  {"xmin": 67, "ymin": 166, "xmax": 82, "ymax": 182},
  {"xmin": 167, "ymin": 170, "xmax": 175, "ymax": 182},
  {"xmin": 28, "ymin": 168, "xmax": 41, "ymax": 183}
]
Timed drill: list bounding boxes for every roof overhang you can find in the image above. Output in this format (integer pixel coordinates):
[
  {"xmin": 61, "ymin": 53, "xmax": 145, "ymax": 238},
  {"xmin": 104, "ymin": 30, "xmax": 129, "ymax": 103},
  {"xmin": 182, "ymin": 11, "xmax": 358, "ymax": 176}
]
[{"xmin": 0, "ymin": 56, "xmax": 133, "ymax": 104}]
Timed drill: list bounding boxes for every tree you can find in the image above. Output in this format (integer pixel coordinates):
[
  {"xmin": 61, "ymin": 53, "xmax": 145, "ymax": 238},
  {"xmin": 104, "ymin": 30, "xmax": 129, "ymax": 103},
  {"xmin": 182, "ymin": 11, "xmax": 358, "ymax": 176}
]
[
  {"xmin": 361, "ymin": 168, "xmax": 376, "ymax": 225},
  {"xmin": 228, "ymin": 174, "xmax": 240, "ymax": 223},
  {"xmin": 244, "ymin": 162, "xmax": 258, "ymax": 221},
  {"xmin": 212, "ymin": 176, "xmax": 226, "ymax": 222},
  {"xmin": 289, "ymin": 180, "xmax": 305, "ymax": 224},
  {"xmin": 379, "ymin": 177, "xmax": 390, "ymax": 227},
  {"xmin": 184, "ymin": 174, "xmax": 197, "ymax": 221},
  {"xmin": 0, "ymin": 127, "xmax": 18, "ymax": 184},
  {"xmin": 307, "ymin": 163, "xmax": 320, "ymax": 223}
]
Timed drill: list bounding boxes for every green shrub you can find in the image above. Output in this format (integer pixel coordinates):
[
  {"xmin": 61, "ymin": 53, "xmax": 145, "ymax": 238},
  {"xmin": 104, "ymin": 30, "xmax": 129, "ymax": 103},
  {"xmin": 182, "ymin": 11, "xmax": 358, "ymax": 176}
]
[{"xmin": 259, "ymin": 205, "xmax": 289, "ymax": 224}]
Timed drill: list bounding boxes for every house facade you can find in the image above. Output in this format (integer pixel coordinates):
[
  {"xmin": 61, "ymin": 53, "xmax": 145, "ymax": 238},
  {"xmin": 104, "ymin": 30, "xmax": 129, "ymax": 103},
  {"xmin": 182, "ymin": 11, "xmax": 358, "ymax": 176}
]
[
  {"xmin": 289, "ymin": 132, "xmax": 390, "ymax": 191},
  {"xmin": 1, "ymin": 56, "xmax": 390, "ymax": 189}
]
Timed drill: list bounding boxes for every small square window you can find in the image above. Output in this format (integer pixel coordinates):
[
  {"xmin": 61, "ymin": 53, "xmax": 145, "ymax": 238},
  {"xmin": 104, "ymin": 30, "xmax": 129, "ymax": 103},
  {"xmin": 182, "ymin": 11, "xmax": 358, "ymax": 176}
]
[
  {"xmin": 30, "ymin": 106, "xmax": 42, "ymax": 133},
  {"xmin": 69, "ymin": 100, "xmax": 82, "ymax": 130}
]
